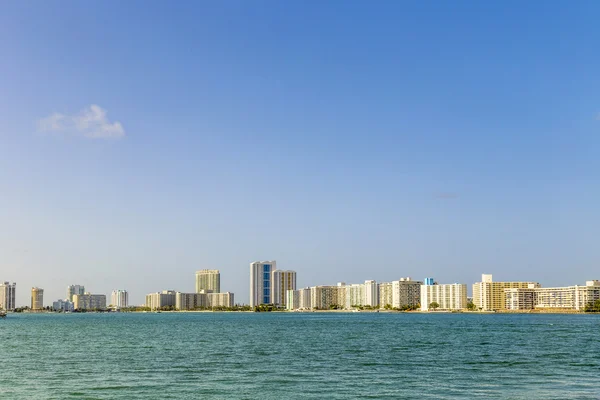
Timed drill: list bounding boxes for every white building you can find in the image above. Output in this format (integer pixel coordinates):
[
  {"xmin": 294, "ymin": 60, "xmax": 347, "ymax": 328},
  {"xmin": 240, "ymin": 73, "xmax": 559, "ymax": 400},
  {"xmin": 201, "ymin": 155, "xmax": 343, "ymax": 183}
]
[
  {"xmin": 533, "ymin": 280, "xmax": 600, "ymax": 311},
  {"xmin": 195, "ymin": 270, "xmax": 220, "ymax": 293},
  {"xmin": 176, "ymin": 292, "xmax": 206, "ymax": 310},
  {"xmin": 110, "ymin": 290, "xmax": 129, "ymax": 308},
  {"xmin": 67, "ymin": 285, "xmax": 85, "ymax": 302},
  {"xmin": 420, "ymin": 282, "xmax": 468, "ymax": 311},
  {"xmin": 145, "ymin": 290, "xmax": 176, "ymax": 310},
  {"xmin": 271, "ymin": 269, "xmax": 297, "ymax": 307},
  {"xmin": 73, "ymin": 293, "xmax": 106, "ymax": 310},
  {"xmin": 250, "ymin": 261, "xmax": 276, "ymax": 307},
  {"xmin": 52, "ymin": 299, "xmax": 74, "ymax": 312},
  {"xmin": 0, "ymin": 282, "xmax": 16, "ymax": 310},
  {"xmin": 286, "ymin": 288, "xmax": 311, "ymax": 310},
  {"xmin": 207, "ymin": 292, "xmax": 235, "ymax": 308},
  {"xmin": 392, "ymin": 278, "xmax": 421, "ymax": 309},
  {"xmin": 364, "ymin": 280, "xmax": 378, "ymax": 307},
  {"xmin": 378, "ymin": 282, "xmax": 393, "ymax": 309}
]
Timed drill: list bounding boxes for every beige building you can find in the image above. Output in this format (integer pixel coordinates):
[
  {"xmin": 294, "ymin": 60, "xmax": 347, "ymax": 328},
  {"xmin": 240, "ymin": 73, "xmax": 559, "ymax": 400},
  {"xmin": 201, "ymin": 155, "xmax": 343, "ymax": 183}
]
[
  {"xmin": 505, "ymin": 286, "xmax": 537, "ymax": 310},
  {"xmin": 473, "ymin": 274, "xmax": 540, "ymax": 311},
  {"xmin": 145, "ymin": 290, "xmax": 176, "ymax": 310},
  {"xmin": 392, "ymin": 278, "xmax": 421, "ymax": 309},
  {"xmin": 378, "ymin": 282, "xmax": 393, "ymax": 309},
  {"xmin": 31, "ymin": 287, "xmax": 44, "ymax": 310},
  {"xmin": 176, "ymin": 292, "xmax": 206, "ymax": 310},
  {"xmin": 420, "ymin": 283, "xmax": 467, "ymax": 311},
  {"xmin": 271, "ymin": 270, "xmax": 297, "ymax": 307},
  {"xmin": 195, "ymin": 270, "xmax": 220, "ymax": 293},
  {"xmin": 310, "ymin": 284, "xmax": 346, "ymax": 310},
  {"xmin": 73, "ymin": 293, "xmax": 107, "ymax": 310},
  {"xmin": 207, "ymin": 292, "xmax": 234, "ymax": 308}
]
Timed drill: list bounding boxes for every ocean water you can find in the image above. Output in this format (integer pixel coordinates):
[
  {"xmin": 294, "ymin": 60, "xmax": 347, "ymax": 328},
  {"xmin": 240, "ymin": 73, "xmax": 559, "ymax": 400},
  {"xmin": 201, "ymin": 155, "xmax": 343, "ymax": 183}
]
[{"xmin": 0, "ymin": 313, "xmax": 599, "ymax": 399}]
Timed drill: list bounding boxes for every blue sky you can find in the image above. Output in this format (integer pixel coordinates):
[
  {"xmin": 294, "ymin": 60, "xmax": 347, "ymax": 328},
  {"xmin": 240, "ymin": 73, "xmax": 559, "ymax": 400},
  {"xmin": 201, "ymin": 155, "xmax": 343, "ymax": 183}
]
[{"xmin": 1, "ymin": 1, "xmax": 599, "ymax": 306}]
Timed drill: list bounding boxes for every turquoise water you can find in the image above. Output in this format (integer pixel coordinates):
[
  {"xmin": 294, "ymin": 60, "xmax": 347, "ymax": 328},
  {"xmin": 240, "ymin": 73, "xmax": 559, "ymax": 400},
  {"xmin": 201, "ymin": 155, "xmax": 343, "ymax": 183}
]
[{"xmin": 1, "ymin": 313, "xmax": 599, "ymax": 399}]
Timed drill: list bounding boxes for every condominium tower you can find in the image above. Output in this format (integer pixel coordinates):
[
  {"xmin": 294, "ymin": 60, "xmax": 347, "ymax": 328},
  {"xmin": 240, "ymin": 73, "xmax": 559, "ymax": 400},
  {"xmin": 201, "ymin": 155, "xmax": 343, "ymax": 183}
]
[
  {"xmin": 271, "ymin": 269, "xmax": 297, "ymax": 306},
  {"xmin": 67, "ymin": 285, "xmax": 85, "ymax": 302},
  {"xmin": 249, "ymin": 261, "xmax": 276, "ymax": 307},
  {"xmin": 31, "ymin": 287, "xmax": 44, "ymax": 310},
  {"xmin": 0, "ymin": 282, "xmax": 16, "ymax": 310},
  {"xmin": 473, "ymin": 274, "xmax": 540, "ymax": 311},
  {"xmin": 73, "ymin": 293, "xmax": 107, "ymax": 310},
  {"xmin": 420, "ymin": 281, "xmax": 467, "ymax": 311},
  {"xmin": 110, "ymin": 290, "xmax": 129, "ymax": 308},
  {"xmin": 195, "ymin": 270, "xmax": 220, "ymax": 293}
]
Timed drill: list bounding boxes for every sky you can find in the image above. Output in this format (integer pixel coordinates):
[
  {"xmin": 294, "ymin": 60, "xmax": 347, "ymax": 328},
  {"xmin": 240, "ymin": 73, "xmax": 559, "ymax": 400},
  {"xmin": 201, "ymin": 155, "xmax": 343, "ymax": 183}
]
[{"xmin": 1, "ymin": 1, "xmax": 599, "ymax": 307}]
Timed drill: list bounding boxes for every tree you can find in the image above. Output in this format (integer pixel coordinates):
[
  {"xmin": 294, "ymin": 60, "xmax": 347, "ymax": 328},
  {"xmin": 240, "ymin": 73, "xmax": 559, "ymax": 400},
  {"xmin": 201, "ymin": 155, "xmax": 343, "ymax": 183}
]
[
  {"xmin": 429, "ymin": 302, "xmax": 440, "ymax": 311},
  {"xmin": 466, "ymin": 301, "xmax": 477, "ymax": 311}
]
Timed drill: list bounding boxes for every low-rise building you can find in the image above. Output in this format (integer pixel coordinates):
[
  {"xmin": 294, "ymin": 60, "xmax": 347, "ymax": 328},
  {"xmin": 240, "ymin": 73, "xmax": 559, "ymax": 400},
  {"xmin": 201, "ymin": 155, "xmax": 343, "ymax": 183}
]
[{"xmin": 73, "ymin": 293, "xmax": 107, "ymax": 310}]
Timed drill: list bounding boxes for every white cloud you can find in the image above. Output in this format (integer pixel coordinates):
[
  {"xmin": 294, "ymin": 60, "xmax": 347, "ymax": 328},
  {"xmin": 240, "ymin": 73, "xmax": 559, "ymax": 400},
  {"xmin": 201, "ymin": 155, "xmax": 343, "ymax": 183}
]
[{"xmin": 38, "ymin": 104, "xmax": 125, "ymax": 139}]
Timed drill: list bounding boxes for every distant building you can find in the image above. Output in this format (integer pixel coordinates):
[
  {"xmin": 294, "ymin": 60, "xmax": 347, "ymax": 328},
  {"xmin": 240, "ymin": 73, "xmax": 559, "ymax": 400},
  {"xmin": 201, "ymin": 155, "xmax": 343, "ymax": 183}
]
[
  {"xmin": 271, "ymin": 270, "xmax": 297, "ymax": 307},
  {"xmin": 207, "ymin": 292, "xmax": 234, "ymax": 308},
  {"xmin": 392, "ymin": 278, "xmax": 421, "ymax": 309},
  {"xmin": 473, "ymin": 274, "xmax": 540, "ymax": 311},
  {"xmin": 505, "ymin": 286, "xmax": 538, "ymax": 310},
  {"xmin": 424, "ymin": 278, "xmax": 435, "ymax": 286},
  {"xmin": 145, "ymin": 290, "xmax": 176, "ymax": 310},
  {"xmin": 31, "ymin": 287, "xmax": 44, "ymax": 310},
  {"xmin": 378, "ymin": 282, "xmax": 393, "ymax": 309},
  {"xmin": 73, "ymin": 293, "xmax": 106, "ymax": 310},
  {"xmin": 52, "ymin": 299, "xmax": 74, "ymax": 312},
  {"xmin": 250, "ymin": 261, "xmax": 276, "ymax": 306},
  {"xmin": 175, "ymin": 292, "xmax": 206, "ymax": 310},
  {"xmin": 420, "ymin": 282, "xmax": 467, "ymax": 311},
  {"xmin": 0, "ymin": 282, "xmax": 16, "ymax": 310},
  {"xmin": 67, "ymin": 285, "xmax": 85, "ymax": 302},
  {"xmin": 310, "ymin": 285, "xmax": 346, "ymax": 310},
  {"xmin": 110, "ymin": 290, "xmax": 129, "ymax": 308},
  {"xmin": 286, "ymin": 288, "xmax": 311, "ymax": 310},
  {"xmin": 195, "ymin": 270, "xmax": 220, "ymax": 293},
  {"xmin": 532, "ymin": 280, "xmax": 600, "ymax": 311}
]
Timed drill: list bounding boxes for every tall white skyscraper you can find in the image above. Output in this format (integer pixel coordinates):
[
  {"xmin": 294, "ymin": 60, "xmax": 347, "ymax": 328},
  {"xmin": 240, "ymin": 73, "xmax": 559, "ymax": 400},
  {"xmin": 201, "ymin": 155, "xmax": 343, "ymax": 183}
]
[
  {"xmin": 195, "ymin": 270, "xmax": 221, "ymax": 293},
  {"xmin": 111, "ymin": 290, "xmax": 129, "ymax": 308},
  {"xmin": 271, "ymin": 270, "xmax": 297, "ymax": 307},
  {"xmin": 250, "ymin": 261, "xmax": 276, "ymax": 307},
  {"xmin": 0, "ymin": 282, "xmax": 16, "ymax": 310},
  {"xmin": 67, "ymin": 285, "xmax": 85, "ymax": 302}
]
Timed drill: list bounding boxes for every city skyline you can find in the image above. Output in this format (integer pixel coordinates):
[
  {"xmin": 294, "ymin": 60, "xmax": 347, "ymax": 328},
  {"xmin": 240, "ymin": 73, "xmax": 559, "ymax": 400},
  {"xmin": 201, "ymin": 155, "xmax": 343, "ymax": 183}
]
[{"xmin": 2, "ymin": 2, "xmax": 600, "ymax": 307}]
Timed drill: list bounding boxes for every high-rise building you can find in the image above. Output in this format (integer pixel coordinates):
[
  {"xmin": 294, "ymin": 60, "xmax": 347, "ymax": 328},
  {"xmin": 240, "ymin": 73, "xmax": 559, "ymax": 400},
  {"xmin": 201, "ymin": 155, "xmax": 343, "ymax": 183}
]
[
  {"xmin": 286, "ymin": 287, "xmax": 311, "ymax": 310},
  {"xmin": 67, "ymin": 285, "xmax": 85, "ymax": 302},
  {"xmin": 392, "ymin": 278, "xmax": 421, "ymax": 309},
  {"xmin": 473, "ymin": 274, "xmax": 540, "ymax": 311},
  {"xmin": 0, "ymin": 282, "xmax": 16, "ymax": 310},
  {"xmin": 378, "ymin": 282, "xmax": 393, "ymax": 309},
  {"xmin": 420, "ymin": 282, "xmax": 467, "ymax": 311},
  {"xmin": 271, "ymin": 269, "xmax": 297, "ymax": 307},
  {"xmin": 195, "ymin": 270, "xmax": 221, "ymax": 293},
  {"xmin": 250, "ymin": 261, "xmax": 276, "ymax": 306},
  {"xmin": 175, "ymin": 292, "xmax": 206, "ymax": 310},
  {"xmin": 531, "ymin": 280, "xmax": 600, "ymax": 311},
  {"xmin": 145, "ymin": 290, "xmax": 176, "ymax": 310},
  {"xmin": 310, "ymin": 285, "xmax": 345, "ymax": 310},
  {"xmin": 73, "ymin": 293, "xmax": 106, "ymax": 310},
  {"xmin": 207, "ymin": 292, "xmax": 235, "ymax": 308},
  {"xmin": 110, "ymin": 290, "xmax": 129, "ymax": 308},
  {"xmin": 364, "ymin": 280, "xmax": 378, "ymax": 307},
  {"xmin": 31, "ymin": 287, "xmax": 44, "ymax": 310}
]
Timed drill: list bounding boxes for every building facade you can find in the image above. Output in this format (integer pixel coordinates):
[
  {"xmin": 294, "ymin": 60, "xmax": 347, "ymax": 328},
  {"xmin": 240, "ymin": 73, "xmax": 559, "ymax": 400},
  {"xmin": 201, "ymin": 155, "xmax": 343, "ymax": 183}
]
[
  {"xmin": 533, "ymin": 281, "xmax": 600, "ymax": 311},
  {"xmin": 271, "ymin": 269, "xmax": 297, "ymax": 307},
  {"xmin": 145, "ymin": 290, "xmax": 176, "ymax": 310},
  {"xmin": 310, "ymin": 285, "xmax": 346, "ymax": 310},
  {"xmin": 0, "ymin": 282, "xmax": 16, "ymax": 310},
  {"xmin": 52, "ymin": 299, "xmax": 74, "ymax": 312},
  {"xmin": 73, "ymin": 293, "xmax": 107, "ymax": 310},
  {"xmin": 420, "ymin": 282, "xmax": 467, "ymax": 311},
  {"xmin": 473, "ymin": 274, "xmax": 540, "ymax": 311},
  {"xmin": 207, "ymin": 292, "xmax": 235, "ymax": 308},
  {"xmin": 250, "ymin": 261, "xmax": 276, "ymax": 306},
  {"xmin": 392, "ymin": 278, "xmax": 421, "ymax": 309},
  {"xmin": 175, "ymin": 292, "xmax": 206, "ymax": 310},
  {"xmin": 286, "ymin": 288, "xmax": 312, "ymax": 310},
  {"xmin": 195, "ymin": 270, "xmax": 220, "ymax": 293},
  {"xmin": 31, "ymin": 287, "xmax": 44, "ymax": 310},
  {"xmin": 378, "ymin": 282, "xmax": 393, "ymax": 309},
  {"xmin": 67, "ymin": 285, "xmax": 85, "ymax": 302},
  {"xmin": 110, "ymin": 290, "xmax": 129, "ymax": 308},
  {"xmin": 505, "ymin": 287, "xmax": 537, "ymax": 310}
]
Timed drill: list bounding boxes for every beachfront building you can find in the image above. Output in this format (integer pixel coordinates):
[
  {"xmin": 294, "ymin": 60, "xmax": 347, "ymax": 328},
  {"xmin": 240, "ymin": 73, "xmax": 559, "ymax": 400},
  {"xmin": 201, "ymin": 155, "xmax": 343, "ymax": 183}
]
[
  {"xmin": 420, "ymin": 281, "xmax": 467, "ymax": 311},
  {"xmin": 207, "ymin": 292, "xmax": 234, "ymax": 308},
  {"xmin": 31, "ymin": 287, "xmax": 44, "ymax": 310},
  {"xmin": 176, "ymin": 292, "xmax": 206, "ymax": 310},
  {"xmin": 533, "ymin": 280, "xmax": 600, "ymax": 311},
  {"xmin": 110, "ymin": 290, "xmax": 129, "ymax": 309},
  {"xmin": 310, "ymin": 284, "xmax": 346, "ymax": 310},
  {"xmin": 286, "ymin": 288, "xmax": 311, "ymax": 310},
  {"xmin": 67, "ymin": 285, "xmax": 85, "ymax": 302},
  {"xmin": 505, "ymin": 287, "xmax": 537, "ymax": 310},
  {"xmin": 271, "ymin": 269, "xmax": 297, "ymax": 307},
  {"xmin": 378, "ymin": 282, "xmax": 393, "ymax": 309},
  {"xmin": 73, "ymin": 293, "xmax": 107, "ymax": 310},
  {"xmin": 392, "ymin": 278, "xmax": 421, "ymax": 309},
  {"xmin": 52, "ymin": 299, "xmax": 74, "ymax": 312},
  {"xmin": 0, "ymin": 282, "xmax": 16, "ymax": 310},
  {"xmin": 473, "ymin": 274, "xmax": 540, "ymax": 311},
  {"xmin": 250, "ymin": 261, "xmax": 276, "ymax": 307},
  {"xmin": 364, "ymin": 280, "xmax": 378, "ymax": 307},
  {"xmin": 145, "ymin": 290, "xmax": 176, "ymax": 310},
  {"xmin": 195, "ymin": 270, "xmax": 220, "ymax": 293}
]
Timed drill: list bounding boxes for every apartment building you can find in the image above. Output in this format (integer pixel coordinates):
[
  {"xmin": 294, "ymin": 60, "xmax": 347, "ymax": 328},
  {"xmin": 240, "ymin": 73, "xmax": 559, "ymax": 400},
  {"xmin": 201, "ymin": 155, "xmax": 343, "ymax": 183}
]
[
  {"xmin": 145, "ymin": 290, "xmax": 176, "ymax": 310},
  {"xmin": 473, "ymin": 274, "xmax": 540, "ymax": 311},
  {"xmin": 392, "ymin": 278, "xmax": 421, "ymax": 309},
  {"xmin": 0, "ymin": 282, "xmax": 16, "ymax": 310},
  {"xmin": 73, "ymin": 293, "xmax": 107, "ymax": 310},
  {"xmin": 420, "ymin": 282, "xmax": 467, "ymax": 311},
  {"xmin": 195, "ymin": 270, "xmax": 220, "ymax": 293}
]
